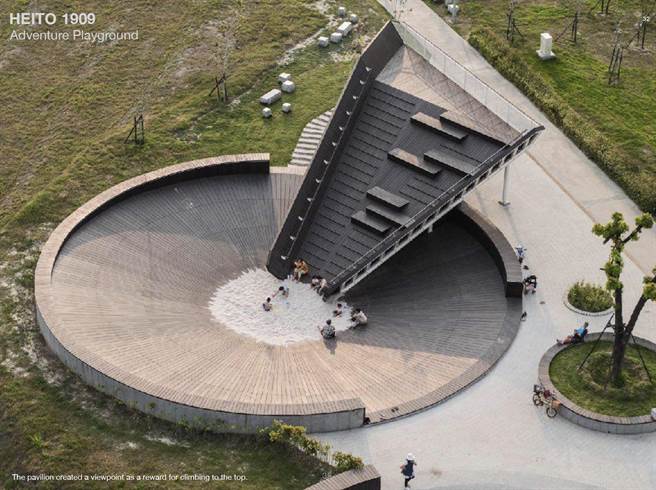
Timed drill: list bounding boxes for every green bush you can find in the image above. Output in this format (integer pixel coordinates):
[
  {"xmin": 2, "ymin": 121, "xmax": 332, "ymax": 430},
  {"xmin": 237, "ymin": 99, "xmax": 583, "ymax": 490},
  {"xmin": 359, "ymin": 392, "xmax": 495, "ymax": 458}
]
[
  {"xmin": 468, "ymin": 27, "xmax": 656, "ymax": 214},
  {"xmin": 263, "ymin": 421, "xmax": 364, "ymax": 473},
  {"xmin": 332, "ymin": 451, "xmax": 364, "ymax": 472},
  {"xmin": 567, "ymin": 281, "xmax": 614, "ymax": 312}
]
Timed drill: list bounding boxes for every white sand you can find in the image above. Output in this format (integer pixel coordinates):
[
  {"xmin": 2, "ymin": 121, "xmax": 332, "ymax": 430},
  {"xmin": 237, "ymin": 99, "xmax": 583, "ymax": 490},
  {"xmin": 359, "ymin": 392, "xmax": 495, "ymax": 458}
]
[{"xmin": 208, "ymin": 268, "xmax": 352, "ymax": 346}]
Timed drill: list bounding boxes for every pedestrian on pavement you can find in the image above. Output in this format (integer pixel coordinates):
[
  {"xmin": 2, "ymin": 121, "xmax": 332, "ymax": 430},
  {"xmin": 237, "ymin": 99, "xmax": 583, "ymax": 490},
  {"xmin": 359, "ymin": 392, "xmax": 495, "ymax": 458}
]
[
  {"xmin": 400, "ymin": 453, "xmax": 417, "ymax": 489},
  {"xmin": 516, "ymin": 245, "xmax": 527, "ymax": 264}
]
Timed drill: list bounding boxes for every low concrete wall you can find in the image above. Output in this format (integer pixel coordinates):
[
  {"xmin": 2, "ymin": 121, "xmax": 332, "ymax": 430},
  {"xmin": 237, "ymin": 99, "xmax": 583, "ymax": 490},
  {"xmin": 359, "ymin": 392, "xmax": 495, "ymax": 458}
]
[
  {"xmin": 35, "ymin": 154, "xmax": 366, "ymax": 433},
  {"xmin": 538, "ymin": 333, "xmax": 656, "ymax": 434},
  {"xmin": 305, "ymin": 465, "xmax": 381, "ymax": 490}
]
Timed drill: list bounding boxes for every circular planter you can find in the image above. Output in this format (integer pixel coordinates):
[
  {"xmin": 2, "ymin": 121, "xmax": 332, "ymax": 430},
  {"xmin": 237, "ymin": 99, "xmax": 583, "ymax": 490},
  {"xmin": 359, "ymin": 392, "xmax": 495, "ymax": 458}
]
[
  {"xmin": 538, "ymin": 332, "xmax": 656, "ymax": 434},
  {"xmin": 563, "ymin": 291, "xmax": 614, "ymax": 317}
]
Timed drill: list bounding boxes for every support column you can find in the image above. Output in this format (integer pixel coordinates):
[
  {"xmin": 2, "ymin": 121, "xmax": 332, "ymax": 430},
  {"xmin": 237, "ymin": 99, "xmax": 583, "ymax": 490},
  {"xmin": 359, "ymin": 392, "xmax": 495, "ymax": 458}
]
[{"xmin": 498, "ymin": 165, "xmax": 511, "ymax": 206}]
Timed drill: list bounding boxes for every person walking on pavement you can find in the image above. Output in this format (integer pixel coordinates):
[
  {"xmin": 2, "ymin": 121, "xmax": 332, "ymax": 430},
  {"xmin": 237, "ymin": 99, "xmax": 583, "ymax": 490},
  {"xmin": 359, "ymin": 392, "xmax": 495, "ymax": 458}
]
[{"xmin": 400, "ymin": 453, "xmax": 417, "ymax": 489}]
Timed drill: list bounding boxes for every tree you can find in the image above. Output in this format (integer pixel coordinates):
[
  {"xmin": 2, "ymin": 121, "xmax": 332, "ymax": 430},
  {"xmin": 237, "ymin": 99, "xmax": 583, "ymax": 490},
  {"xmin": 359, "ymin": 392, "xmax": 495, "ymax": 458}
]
[
  {"xmin": 210, "ymin": 1, "xmax": 243, "ymax": 104},
  {"xmin": 593, "ymin": 212, "xmax": 656, "ymax": 384}
]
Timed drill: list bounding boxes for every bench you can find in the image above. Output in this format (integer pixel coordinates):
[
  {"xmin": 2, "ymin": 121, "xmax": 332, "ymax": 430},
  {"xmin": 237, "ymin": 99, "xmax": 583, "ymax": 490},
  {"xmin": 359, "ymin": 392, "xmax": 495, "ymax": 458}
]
[
  {"xmin": 424, "ymin": 149, "xmax": 477, "ymax": 176},
  {"xmin": 412, "ymin": 112, "xmax": 468, "ymax": 142},
  {"xmin": 351, "ymin": 210, "xmax": 390, "ymax": 235},
  {"xmin": 388, "ymin": 148, "xmax": 441, "ymax": 177}
]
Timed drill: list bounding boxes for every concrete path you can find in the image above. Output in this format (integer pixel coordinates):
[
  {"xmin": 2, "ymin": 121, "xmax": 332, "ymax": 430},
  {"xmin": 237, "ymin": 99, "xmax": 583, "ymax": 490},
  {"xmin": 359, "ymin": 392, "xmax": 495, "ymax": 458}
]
[{"xmin": 317, "ymin": 2, "xmax": 656, "ymax": 489}]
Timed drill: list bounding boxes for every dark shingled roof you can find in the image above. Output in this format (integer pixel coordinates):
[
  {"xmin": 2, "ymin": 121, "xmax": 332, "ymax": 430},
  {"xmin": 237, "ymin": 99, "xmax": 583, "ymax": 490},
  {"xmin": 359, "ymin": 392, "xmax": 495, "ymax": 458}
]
[{"xmin": 267, "ymin": 22, "xmax": 542, "ymax": 293}]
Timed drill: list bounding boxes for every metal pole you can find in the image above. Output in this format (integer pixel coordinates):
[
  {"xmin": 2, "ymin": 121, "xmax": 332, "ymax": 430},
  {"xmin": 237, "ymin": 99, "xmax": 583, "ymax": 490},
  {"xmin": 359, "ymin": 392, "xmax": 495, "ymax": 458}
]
[{"xmin": 499, "ymin": 165, "xmax": 511, "ymax": 206}]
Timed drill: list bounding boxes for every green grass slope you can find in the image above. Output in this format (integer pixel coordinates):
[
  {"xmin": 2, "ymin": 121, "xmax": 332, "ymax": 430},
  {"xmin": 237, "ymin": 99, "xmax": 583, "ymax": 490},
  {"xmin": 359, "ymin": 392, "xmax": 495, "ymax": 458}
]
[{"xmin": 0, "ymin": 0, "xmax": 387, "ymax": 486}]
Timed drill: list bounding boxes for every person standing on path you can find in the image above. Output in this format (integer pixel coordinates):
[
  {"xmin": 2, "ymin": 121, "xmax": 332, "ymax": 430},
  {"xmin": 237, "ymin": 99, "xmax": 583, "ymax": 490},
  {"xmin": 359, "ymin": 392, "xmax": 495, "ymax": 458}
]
[{"xmin": 400, "ymin": 453, "xmax": 417, "ymax": 489}]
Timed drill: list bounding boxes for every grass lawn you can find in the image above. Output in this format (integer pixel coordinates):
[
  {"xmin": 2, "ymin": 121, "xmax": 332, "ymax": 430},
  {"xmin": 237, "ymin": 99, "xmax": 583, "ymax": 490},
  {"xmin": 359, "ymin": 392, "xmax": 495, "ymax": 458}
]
[
  {"xmin": 424, "ymin": 0, "xmax": 656, "ymax": 213},
  {"xmin": 550, "ymin": 341, "xmax": 656, "ymax": 417},
  {"xmin": 0, "ymin": 0, "xmax": 387, "ymax": 486}
]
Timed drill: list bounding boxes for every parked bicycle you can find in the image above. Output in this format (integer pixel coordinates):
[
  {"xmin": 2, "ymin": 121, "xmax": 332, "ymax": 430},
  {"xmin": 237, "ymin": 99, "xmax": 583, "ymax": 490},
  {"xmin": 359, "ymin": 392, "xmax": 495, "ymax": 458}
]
[{"xmin": 533, "ymin": 383, "xmax": 559, "ymax": 418}]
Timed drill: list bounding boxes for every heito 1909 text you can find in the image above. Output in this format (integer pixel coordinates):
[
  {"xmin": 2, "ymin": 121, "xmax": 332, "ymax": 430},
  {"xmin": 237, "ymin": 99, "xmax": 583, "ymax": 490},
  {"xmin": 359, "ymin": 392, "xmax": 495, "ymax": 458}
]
[{"xmin": 9, "ymin": 12, "xmax": 96, "ymax": 25}]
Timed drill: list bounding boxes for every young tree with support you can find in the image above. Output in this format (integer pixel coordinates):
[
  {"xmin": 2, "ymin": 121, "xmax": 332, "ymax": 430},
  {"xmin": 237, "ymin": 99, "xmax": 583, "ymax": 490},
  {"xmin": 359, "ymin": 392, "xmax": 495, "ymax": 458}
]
[
  {"xmin": 592, "ymin": 212, "xmax": 656, "ymax": 385},
  {"xmin": 210, "ymin": 3, "xmax": 242, "ymax": 104}
]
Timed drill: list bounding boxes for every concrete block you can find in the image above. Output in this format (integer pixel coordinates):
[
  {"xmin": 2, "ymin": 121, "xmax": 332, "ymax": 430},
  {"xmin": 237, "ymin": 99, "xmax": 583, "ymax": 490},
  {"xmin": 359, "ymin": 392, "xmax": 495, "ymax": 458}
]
[
  {"xmin": 278, "ymin": 72, "xmax": 292, "ymax": 83},
  {"xmin": 262, "ymin": 107, "xmax": 272, "ymax": 118},
  {"xmin": 260, "ymin": 88, "xmax": 281, "ymax": 105},
  {"xmin": 318, "ymin": 36, "xmax": 329, "ymax": 47},
  {"xmin": 537, "ymin": 32, "xmax": 556, "ymax": 60},
  {"xmin": 338, "ymin": 6, "xmax": 346, "ymax": 17},
  {"xmin": 282, "ymin": 102, "xmax": 292, "ymax": 113},
  {"xmin": 281, "ymin": 80, "xmax": 296, "ymax": 93},
  {"xmin": 349, "ymin": 13, "xmax": 359, "ymax": 24},
  {"xmin": 337, "ymin": 21, "xmax": 353, "ymax": 37},
  {"xmin": 330, "ymin": 32, "xmax": 343, "ymax": 44}
]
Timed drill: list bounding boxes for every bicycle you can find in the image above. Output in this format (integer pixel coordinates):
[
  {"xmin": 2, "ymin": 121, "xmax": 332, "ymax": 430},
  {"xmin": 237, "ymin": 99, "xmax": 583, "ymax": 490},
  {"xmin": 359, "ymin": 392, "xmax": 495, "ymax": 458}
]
[{"xmin": 533, "ymin": 383, "xmax": 559, "ymax": 418}]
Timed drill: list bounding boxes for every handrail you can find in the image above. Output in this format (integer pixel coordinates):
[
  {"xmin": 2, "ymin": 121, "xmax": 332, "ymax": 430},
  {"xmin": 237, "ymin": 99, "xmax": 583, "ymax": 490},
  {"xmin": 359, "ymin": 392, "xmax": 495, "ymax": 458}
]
[
  {"xmin": 324, "ymin": 126, "xmax": 540, "ymax": 294},
  {"xmin": 280, "ymin": 65, "xmax": 374, "ymax": 261}
]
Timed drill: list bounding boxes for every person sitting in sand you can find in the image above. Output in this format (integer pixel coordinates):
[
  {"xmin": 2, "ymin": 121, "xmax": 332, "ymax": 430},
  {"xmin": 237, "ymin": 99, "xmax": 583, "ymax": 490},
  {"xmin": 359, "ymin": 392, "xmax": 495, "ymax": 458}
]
[
  {"xmin": 262, "ymin": 297, "xmax": 273, "ymax": 311},
  {"xmin": 293, "ymin": 259, "xmax": 309, "ymax": 281},
  {"xmin": 318, "ymin": 277, "xmax": 328, "ymax": 295},
  {"xmin": 350, "ymin": 308, "xmax": 368, "ymax": 328},
  {"xmin": 273, "ymin": 285, "xmax": 289, "ymax": 299},
  {"xmin": 333, "ymin": 303, "xmax": 344, "ymax": 317},
  {"xmin": 318, "ymin": 319, "xmax": 335, "ymax": 339},
  {"xmin": 558, "ymin": 322, "xmax": 589, "ymax": 345}
]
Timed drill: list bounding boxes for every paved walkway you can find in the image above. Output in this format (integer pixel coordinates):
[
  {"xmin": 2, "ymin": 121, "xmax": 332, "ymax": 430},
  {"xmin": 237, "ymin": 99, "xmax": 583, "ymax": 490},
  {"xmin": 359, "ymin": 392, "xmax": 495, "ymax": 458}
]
[{"xmin": 318, "ymin": 2, "xmax": 656, "ymax": 489}]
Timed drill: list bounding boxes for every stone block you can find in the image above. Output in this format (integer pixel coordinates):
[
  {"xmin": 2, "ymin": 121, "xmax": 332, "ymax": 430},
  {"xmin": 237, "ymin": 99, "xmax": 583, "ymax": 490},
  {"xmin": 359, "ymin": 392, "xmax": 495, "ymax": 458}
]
[
  {"xmin": 281, "ymin": 80, "xmax": 296, "ymax": 93},
  {"xmin": 349, "ymin": 13, "xmax": 359, "ymax": 24},
  {"xmin": 318, "ymin": 36, "xmax": 329, "ymax": 48},
  {"xmin": 338, "ymin": 6, "xmax": 346, "ymax": 17},
  {"xmin": 330, "ymin": 32, "xmax": 343, "ymax": 44},
  {"xmin": 282, "ymin": 103, "xmax": 292, "ymax": 113},
  {"xmin": 537, "ymin": 32, "xmax": 556, "ymax": 60},
  {"xmin": 259, "ymin": 88, "xmax": 281, "ymax": 105},
  {"xmin": 262, "ymin": 107, "xmax": 272, "ymax": 118},
  {"xmin": 278, "ymin": 72, "xmax": 292, "ymax": 83},
  {"xmin": 337, "ymin": 21, "xmax": 353, "ymax": 37}
]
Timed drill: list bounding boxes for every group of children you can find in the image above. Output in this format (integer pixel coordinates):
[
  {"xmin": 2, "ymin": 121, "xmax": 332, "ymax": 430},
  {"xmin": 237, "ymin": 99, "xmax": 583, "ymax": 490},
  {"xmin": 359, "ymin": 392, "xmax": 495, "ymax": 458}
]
[
  {"xmin": 262, "ymin": 258, "xmax": 369, "ymax": 339},
  {"xmin": 317, "ymin": 306, "xmax": 368, "ymax": 339},
  {"xmin": 262, "ymin": 285, "xmax": 290, "ymax": 312}
]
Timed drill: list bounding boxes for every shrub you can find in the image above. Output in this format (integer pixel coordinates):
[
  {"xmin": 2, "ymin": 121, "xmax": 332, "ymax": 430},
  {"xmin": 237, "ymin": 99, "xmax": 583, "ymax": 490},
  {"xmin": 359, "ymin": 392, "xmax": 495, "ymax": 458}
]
[
  {"xmin": 265, "ymin": 420, "xmax": 330, "ymax": 459},
  {"xmin": 468, "ymin": 27, "xmax": 656, "ymax": 214},
  {"xmin": 332, "ymin": 451, "xmax": 364, "ymax": 472},
  {"xmin": 567, "ymin": 281, "xmax": 614, "ymax": 312},
  {"xmin": 264, "ymin": 421, "xmax": 363, "ymax": 472}
]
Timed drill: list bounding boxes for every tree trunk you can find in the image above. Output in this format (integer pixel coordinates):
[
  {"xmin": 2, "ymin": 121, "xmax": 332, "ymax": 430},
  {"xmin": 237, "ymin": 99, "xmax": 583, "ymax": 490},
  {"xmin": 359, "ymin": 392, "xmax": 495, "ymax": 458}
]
[
  {"xmin": 610, "ymin": 332, "xmax": 628, "ymax": 384},
  {"xmin": 610, "ymin": 287, "xmax": 625, "ymax": 385}
]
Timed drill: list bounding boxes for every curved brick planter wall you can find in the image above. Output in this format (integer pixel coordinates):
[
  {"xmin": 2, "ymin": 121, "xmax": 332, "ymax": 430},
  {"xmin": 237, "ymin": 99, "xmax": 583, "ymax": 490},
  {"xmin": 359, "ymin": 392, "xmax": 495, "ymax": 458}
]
[
  {"xmin": 35, "ymin": 154, "xmax": 365, "ymax": 433},
  {"xmin": 538, "ymin": 333, "xmax": 656, "ymax": 434}
]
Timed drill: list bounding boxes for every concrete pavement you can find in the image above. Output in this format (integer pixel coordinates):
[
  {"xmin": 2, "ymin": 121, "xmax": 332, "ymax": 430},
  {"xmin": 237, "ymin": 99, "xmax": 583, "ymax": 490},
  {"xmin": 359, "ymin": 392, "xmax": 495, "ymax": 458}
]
[{"xmin": 317, "ymin": 2, "xmax": 656, "ymax": 489}]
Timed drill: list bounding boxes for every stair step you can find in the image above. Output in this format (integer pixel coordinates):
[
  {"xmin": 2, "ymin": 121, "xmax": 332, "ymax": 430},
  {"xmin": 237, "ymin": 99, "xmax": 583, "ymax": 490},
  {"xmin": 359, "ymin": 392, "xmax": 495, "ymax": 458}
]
[
  {"xmin": 412, "ymin": 112, "xmax": 468, "ymax": 142},
  {"xmin": 367, "ymin": 186, "xmax": 409, "ymax": 210},
  {"xmin": 388, "ymin": 148, "xmax": 441, "ymax": 177},
  {"xmin": 351, "ymin": 210, "xmax": 390, "ymax": 235},
  {"xmin": 424, "ymin": 149, "xmax": 477, "ymax": 175},
  {"xmin": 293, "ymin": 149, "xmax": 316, "ymax": 157},
  {"xmin": 366, "ymin": 204, "xmax": 410, "ymax": 227}
]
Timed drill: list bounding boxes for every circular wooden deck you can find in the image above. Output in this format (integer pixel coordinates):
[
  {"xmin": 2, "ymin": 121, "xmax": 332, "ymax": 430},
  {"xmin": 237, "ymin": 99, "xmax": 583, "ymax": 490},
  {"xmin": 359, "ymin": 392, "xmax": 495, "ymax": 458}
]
[{"xmin": 37, "ymin": 159, "xmax": 520, "ymax": 431}]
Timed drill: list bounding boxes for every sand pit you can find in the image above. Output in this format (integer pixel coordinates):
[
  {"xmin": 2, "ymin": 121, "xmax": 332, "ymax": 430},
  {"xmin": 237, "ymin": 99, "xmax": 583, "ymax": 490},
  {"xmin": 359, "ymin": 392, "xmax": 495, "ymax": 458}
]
[{"xmin": 209, "ymin": 268, "xmax": 352, "ymax": 345}]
